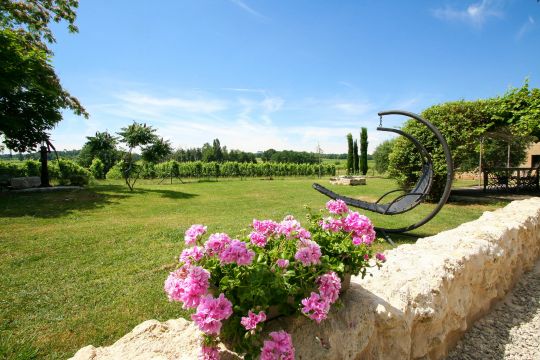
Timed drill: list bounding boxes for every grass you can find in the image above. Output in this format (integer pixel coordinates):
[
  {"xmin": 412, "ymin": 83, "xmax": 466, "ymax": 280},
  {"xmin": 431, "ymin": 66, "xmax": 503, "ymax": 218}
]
[{"xmin": 0, "ymin": 177, "xmax": 509, "ymax": 359}]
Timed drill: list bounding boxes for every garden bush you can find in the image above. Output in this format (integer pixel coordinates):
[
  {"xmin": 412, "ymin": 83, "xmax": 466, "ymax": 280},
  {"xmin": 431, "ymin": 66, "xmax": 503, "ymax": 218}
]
[{"xmin": 89, "ymin": 158, "xmax": 105, "ymax": 179}]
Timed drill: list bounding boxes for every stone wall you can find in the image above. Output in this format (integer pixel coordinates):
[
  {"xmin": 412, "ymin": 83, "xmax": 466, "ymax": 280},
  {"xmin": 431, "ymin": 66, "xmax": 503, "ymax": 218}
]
[{"xmin": 71, "ymin": 198, "xmax": 540, "ymax": 360}]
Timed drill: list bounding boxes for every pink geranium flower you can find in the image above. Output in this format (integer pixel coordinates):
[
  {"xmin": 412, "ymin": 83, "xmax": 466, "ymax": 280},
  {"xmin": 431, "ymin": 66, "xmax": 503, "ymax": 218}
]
[
  {"xmin": 204, "ymin": 233, "xmax": 231, "ymax": 257},
  {"xmin": 260, "ymin": 331, "xmax": 295, "ymax": 360},
  {"xmin": 192, "ymin": 293, "xmax": 233, "ymax": 335},
  {"xmin": 301, "ymin": 292, "xmax": 331, "ymax": 323},
  {"xmin": 294, "ymin": 239, "xmax": 321, "ymax": 266},
  {"xmin": 326, "ymin": 199, "xmax": 349, "ymax": 214},
  {"xmin": 184, "ymin": 224, "xmax": 207, "ymax": 245},
  {"xmin": 240, "ymin": 310, "xmax": 267, "ymax": 330},
  {"xmin": 219, "ymin": 239, "xmax": 255, "ymax": 266}
]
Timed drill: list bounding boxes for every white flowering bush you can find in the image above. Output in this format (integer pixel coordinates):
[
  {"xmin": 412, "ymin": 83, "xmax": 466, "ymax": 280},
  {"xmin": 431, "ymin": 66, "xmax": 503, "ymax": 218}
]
[{"xmin": 164, "ymin": 200, "xmax": 385, "ymax": 359}]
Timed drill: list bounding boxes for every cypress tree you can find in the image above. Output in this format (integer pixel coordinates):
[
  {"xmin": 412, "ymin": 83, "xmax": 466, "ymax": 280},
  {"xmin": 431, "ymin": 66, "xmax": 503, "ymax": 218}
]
[
  {"xmin": 346, "ymin": 133, "xmax": 353, "ymax": 175},
  {"xmin": 360, "ymin": 127, "xmax": 368, "ymax": 175},
  {"xmin": 353, "ymin": 140, "xmax": 359, "ymax": 174}
]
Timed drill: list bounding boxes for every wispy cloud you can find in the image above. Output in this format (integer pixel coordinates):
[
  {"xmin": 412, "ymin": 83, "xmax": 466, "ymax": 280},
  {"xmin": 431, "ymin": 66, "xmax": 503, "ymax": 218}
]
[
  {"xmin": 49, "ymin": 80, "xmax": 433, "ymax": 154},
  {"xmin": 333, "ymin": 101, "xmax": 372, "ymax": 116},
  {"xmin": 229, "ymin": 0, "xmax": 268, "ymax": 20},
  {"xmin": 432, "ymin": 0, "xmax": 503, "ymax": 28},
  {"xmin": 516, "ymin": 16, "xmax": 535, "ymax": 40},
  {"xmin": 114, "ymin": 91, "xmax": 228, "ymax": 114}
]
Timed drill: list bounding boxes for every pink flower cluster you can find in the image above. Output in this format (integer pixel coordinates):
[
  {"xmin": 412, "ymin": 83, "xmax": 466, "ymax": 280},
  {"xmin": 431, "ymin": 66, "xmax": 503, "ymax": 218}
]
[
  {"xmin": 191, "ymin": 293, "xmax": 233, "ymax": 335},
  {"xmin": 294, "ymin": 239, "xmax": 321, "ymax": 266},
  {"xmin": 202, "ymin": 233, "xmax": 255, "ymax": 266},
  {"xmin": 204, "ymin": 233, "xmax": 231, "ymax": 256},
  {"xmin": 301, "ymin": 271, "xmax": 341, "ymax": 323},
  {"xmin": 179, "ymin": 246, "xmax": 205, "ymax": 265},
  {"xmin": 185, "ymin": 224, "xmax": 207, "ymax": 245},
  {"xmin": 376, "ymin": 252, "xmax": 386, "ymax": 262},
  {"xmin": 252, "ymin": 219, "xmax": 279, "ymax": 235},
  {"xmin": 260, "ymin": 331, "xmax": 295, "ymax": 360},
  {"xmin": 276, "ymin": 258, "xmax": 289, "ymax": 269},
  {"xmin": 219, "ymin": 239, "xmax": 255, "ymax": 266},
  {"xmin": 317, "ymin": 271, "xmax": 341, "ymax": 303},
  {"xmin": 199, "ymin": 345, "xmax": 219, "ymax": 360},
  {"xmin": 326, "ymin": 199, "xmax": 349, "ymax": 215},
  {"xmin": 320, "ymin": 200, "xmax": 376, "ymax": 246},
  {"xmin": 164, "ymin": 265, "xmax": 210, "ymax": 309},
  {"xmin": 240, "ymin": 310, "xmax": 267, "ymax": 330},
  {"xmin": 250, "ymin": 216, "xmax": 311, "ymax": 249}
]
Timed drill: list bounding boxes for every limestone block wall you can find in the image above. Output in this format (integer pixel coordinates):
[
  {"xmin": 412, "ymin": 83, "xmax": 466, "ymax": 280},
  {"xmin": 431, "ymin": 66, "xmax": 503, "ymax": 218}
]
[{"xmin": 71, "ymin": 198, "xmax": 540, "ymax": 360}]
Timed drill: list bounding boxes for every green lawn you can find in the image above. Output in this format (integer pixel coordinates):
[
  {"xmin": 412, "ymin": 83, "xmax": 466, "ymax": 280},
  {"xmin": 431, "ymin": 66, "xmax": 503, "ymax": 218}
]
[{"xmin": 0, "ymin": 177, "xmax": 508, "ymax": 359}]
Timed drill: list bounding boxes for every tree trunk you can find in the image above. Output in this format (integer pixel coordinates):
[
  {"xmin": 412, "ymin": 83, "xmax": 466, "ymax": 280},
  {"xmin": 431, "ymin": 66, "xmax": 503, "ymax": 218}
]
[{"xmin": 40, "ymin": 145, "xmax": 51, "ymax": 187}]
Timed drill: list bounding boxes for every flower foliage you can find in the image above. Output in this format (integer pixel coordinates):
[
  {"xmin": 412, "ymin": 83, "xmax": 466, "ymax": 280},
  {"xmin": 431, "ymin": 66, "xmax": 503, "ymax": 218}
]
[{"xmin": 164, "ymin": 200, "xmax": 385, "ymax": 359}]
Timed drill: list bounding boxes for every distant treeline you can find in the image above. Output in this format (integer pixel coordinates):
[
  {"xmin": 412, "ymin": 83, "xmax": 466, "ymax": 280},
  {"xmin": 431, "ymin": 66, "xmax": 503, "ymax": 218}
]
[{"xmin": 2, "ymin": 144, "xmax": 348, "ymax": 165}]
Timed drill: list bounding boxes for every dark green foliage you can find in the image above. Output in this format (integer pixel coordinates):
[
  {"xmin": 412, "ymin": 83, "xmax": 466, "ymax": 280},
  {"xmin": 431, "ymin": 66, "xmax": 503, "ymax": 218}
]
[
  {"xmin": 353, "ymin": 140, "xmax": 359, "ymax": 174},
  {"xmin": 346, "ymin": 133, "xmax": 354, "ymax": 174},
  {"xmin": 267, "ymin": 150, "xmax": 318, "ymax": 164},
  {"xmin": 360, "ymin": 127, "xmax": 368, "ymax": 175},
  {"xmin": 0, "ymin": 29, "xmax": 87, "ymax": 152},
  {"xmin": 78, "ymin": 131, "xmax": 119, "ymax": 173},
  {"xmin": 388, "ymin": 82, "xmax": 540, "ymax": 199},
  {"xmin": 141, "ymin": 138, "xmax": 172, "ymax": 163},
  {"xmin": 213, "ymin": 139, "xmax": 223, "ymax": 162},
  {"xmin": 373, "ymin": 139, "xmax": 395, "ymax": 175}
]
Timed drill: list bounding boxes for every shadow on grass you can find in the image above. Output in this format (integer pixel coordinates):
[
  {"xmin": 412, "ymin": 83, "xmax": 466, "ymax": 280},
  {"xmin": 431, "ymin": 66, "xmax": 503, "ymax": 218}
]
[{"xmin": 0, "ymin": 184, "xmax": 197, "ymax": 218}]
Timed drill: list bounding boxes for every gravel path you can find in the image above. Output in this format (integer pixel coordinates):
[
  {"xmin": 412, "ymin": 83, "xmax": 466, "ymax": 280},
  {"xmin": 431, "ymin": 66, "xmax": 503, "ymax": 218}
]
[{"xmin": 447, "ymin": 260, "xmax": 540, "ymax": 360}]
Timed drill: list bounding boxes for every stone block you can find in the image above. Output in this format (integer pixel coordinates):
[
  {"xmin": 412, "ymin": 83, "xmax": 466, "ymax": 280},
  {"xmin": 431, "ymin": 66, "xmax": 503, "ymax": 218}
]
[{"xmin": 10, "ymin": 176, "xmax": 41, "ymax": 189}]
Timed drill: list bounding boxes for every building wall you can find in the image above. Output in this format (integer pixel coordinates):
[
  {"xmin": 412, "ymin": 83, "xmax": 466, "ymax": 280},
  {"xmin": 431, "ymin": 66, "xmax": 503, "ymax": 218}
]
[{"xmin": 522, "ymin": 142, "xmax": 540, "ymax": 167}]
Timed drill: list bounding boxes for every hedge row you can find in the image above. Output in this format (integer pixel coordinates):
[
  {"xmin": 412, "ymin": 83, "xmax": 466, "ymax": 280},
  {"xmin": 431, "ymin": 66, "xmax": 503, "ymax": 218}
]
[
  {"xmin": 0, "ymin": 159, "xmax": 90, "ymax": 186},
  {"xmin": 106, "ymin": 161, "xmax": 336, "ymax": 179}
]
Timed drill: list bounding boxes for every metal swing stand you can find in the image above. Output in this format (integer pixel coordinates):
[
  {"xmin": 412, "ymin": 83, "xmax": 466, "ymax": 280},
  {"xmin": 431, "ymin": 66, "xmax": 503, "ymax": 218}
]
[{"xmin": 313, "ymin": 110, "xmax": 454, "ymax": 246}]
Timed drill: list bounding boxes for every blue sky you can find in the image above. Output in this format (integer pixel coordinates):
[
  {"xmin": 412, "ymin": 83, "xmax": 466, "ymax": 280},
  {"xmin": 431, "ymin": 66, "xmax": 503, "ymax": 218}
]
[{"xmin": 41, "ymin": 0, "xmax": 540, "ymax": 154}]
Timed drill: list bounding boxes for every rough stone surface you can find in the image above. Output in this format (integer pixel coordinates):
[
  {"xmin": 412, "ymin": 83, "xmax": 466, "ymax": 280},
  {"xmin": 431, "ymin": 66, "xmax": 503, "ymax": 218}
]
[
  {"xmin": 70, "ymin": 198, "xmax": 540, "ymax": 360},
  {"xmin": 10, "ymin": 176, "xmax": 41, "ymax": 189}
]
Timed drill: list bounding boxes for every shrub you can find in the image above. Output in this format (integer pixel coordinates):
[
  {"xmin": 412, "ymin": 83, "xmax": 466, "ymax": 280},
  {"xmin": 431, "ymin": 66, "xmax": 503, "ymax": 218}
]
[
  {"xmin": 89, "ymin": 158, "xmax": 105, "ymax": 179},
  {"xmin": 0, "ymin": 161, "xmax": 25, "ymax": 177},
  {"xmin": 372, "ymin": 139, "xmax": 395, "ymax": 175},
  {"xmin": 106, "ymin": 162, "xmax": 123, "ymax": 180}
]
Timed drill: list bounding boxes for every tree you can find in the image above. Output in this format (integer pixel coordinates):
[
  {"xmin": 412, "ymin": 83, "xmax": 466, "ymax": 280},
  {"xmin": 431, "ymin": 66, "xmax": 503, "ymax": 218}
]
[
  {"xmin": 373, "ymin": 139, "xmax": 395, "ymax": 175},
  {"xmin": 141, "ymin": 137, "xmax": 172, "ymax": 163},
  {"xmin": 360, "ymin": 127, "xmax": 368, "ymax": 175},
  {"xmin": 1, "ymin": 0, "xmax": 86, "ymax": 151},
  {"xmin": 0, "ymin": 29, "xmax": 87, "ymax": 152},
  {"xmin": 353, "ymin": 140, "xmax": 359, "ymax": 174},
  {"xmin": 346, "ymin": 133, "xmax": 353, "ymax": 175},
  {"xmin": 201, "ymin": 143, "xmax": 215, "ymax": 162},
  {"xmin": 1, "ymin": 1, "xmax": 86, "ymax": 185},
  {"xmin": 117, "ymin": 122, "xmax": 158, "ymax": 191},
  {"xmin": 212, "ymin": 138, "xmax": 224, "ymax": 162},
  {"xmin": 0, "ymin": 0, "xmax": 80, "ymax": 44},
  {"xmin": 78, "ymin": 131, "xmax": 119, "ymax": 173}
]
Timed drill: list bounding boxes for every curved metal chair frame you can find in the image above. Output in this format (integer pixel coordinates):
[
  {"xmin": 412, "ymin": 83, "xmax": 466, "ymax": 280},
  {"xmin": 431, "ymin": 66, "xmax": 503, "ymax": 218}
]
[{"xmin": 313, "ymin": 110, "xmax": 453, "ymax": 234}]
